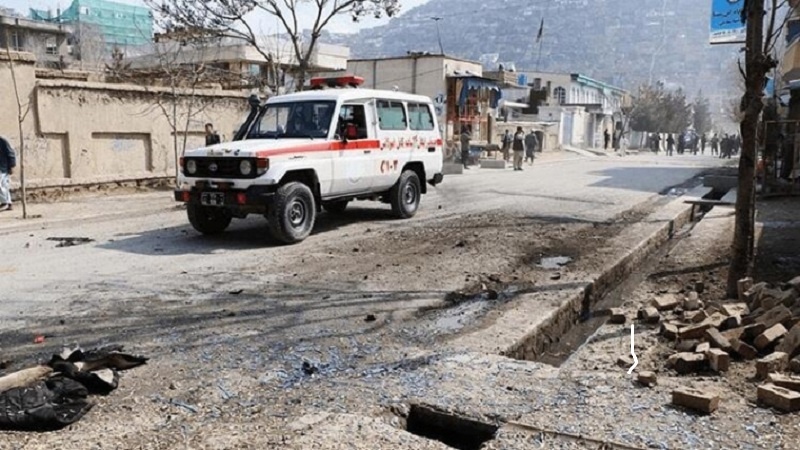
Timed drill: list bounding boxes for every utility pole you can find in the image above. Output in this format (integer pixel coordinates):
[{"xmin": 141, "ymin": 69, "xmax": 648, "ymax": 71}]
[{"xmin": 727, "ymin": 0, "xmax": 767, "ymax": 297}]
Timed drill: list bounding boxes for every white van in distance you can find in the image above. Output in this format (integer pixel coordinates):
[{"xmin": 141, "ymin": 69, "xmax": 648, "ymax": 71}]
[{"xmin": 175, "ymin": 76, "xmax": 445, "ymax": 244}]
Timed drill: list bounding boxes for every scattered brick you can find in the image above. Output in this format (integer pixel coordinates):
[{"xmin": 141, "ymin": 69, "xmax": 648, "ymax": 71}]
[
  {"xmin": 731, "ymin": 338, "xmax": 758, "ymax": 360},
  {"xmin": 705, "ymin": 328, "xmax": 732, "ymax": 352},
  {"xmin": 683, "ymin": 297, "xmax": 702, "ymax": 311},
  {"xmin": 638, "ymin": 306, "xmax": 661, "ymax": 324},
  {"xmin": 758, "ymin": 383, "xmax": 800, "ymax": 412},
  {"xmin": 669, "ymin": 352, "xmax": 706, "ymax": 374},
  {"xmin": 661, "ymin": 322, "xmax": 679, "ymax": 340},
  {"xmin": 768, "ymin": 373, "xmax": 800, "ymax": 392},
  {"xmin": 744, "ymin": 282, "xmax": 767, "ymax": 307},
  {"xmin": 721, "ymin": 303, "xmax": 750, "ymax": 317},
  {"xmin": 777, "ymin": 324, "xmax": 800, "ymax": 358},
  {"xmin": 756, "ymin": 305, "xmax": 793, "ymax": 329},
  {"xmin": 695, "ymin": 342, "xmax": 710, "ymax": 353},
  {"xmin": 652, "ymin": 295, "xmax": 681, "ymax": 311},
  {"xmin": 707, "ymin": 312, "xmax": 728, "ymax": 329},
  {"xmin": 791, "ymin": 356, "xmax": 800, "ymax": 374},
  {"xmin": 672, "ymin": 387, "xmax": 720, "ymax": 414},
  {"xmin": 637, "ymin": 371, "xmax": 657, "ymax": 387},
  {"xmin": 743, "ymin": 323, "xmax": 767, "ymax": 341},
  {"xmin": 755, "ymin": 324, "xmax": 788, "ymax": 351},
  {"xmin": 706, "ymin": 348, "xmax": 730, "ymax": 372},
  {"xmin": 756, "ymin": 352, "xmax": 789, "ymax": 380},
  {"xmin": 788, "ymin": 275, "xmax": 800, "ymax": 293},
  {"xmin": 680, "ymin": 321, "xmax": 713, "ymax": 340},
  {"xmin": 721, "ymin": 315, "xmax": 742, "ymax": 330},
  {"xmin": 695, "ymin": 281, "xmax": 705, "ymax": 294},
  {"xmin": 676, "ymin": 340, "xmax": 699, "ymax": 352},
  {"xmin": 738, "ymin": 277, "xmax": 754, "ymax": 303},
  {"xmin": 721, "ymin": 326, "xmax": 745, "ymax": 342},
  {"xmin": 617, "ymin": 355, "xmax": 634, "ymax": 368},
  {"xmin": 608, "ymin": 308, "xmax": 626, "ymax": 324}
]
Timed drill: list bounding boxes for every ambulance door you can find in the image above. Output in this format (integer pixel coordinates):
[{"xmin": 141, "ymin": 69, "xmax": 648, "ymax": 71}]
[
  {"xmin": 330, "ymin": 101, "xmax": 375, "ymax": 196},
  {"xmin": 373, "ymin": 99, "xmax": 410, "ymax": 190}
]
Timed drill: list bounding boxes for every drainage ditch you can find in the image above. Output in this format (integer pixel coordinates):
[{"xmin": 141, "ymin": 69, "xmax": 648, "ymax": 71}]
[
  {"xmin": 516, "ymin": 187, "xmax": 729, "ymax": 366},
  {"xmin": 404, "ymin": 404, "xmax": 499, "ymax": 450}
]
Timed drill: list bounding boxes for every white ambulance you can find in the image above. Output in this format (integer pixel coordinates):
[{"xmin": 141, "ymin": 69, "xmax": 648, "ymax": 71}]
[{"xmin": 175, "ymin": 76, "xmax": 444, "ymax": 244}]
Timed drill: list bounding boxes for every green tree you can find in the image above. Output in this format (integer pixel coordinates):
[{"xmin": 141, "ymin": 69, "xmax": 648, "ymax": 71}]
[{"xmin": 629, "ymin": 82, "xmax": 691, "ymax": 134}]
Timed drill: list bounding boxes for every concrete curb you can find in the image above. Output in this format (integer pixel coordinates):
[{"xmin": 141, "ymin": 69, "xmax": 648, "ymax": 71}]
[{"xmin": 503, "ymin": 186, "xmax": 712, "ymax": 361}]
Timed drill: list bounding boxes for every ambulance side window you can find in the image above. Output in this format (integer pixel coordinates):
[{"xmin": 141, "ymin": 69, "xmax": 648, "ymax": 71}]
[
  {"xmin": 408, "ymin": 103, "xmax": 435, "ymax": 131},
  {"xmin": 377, "ymin": 100, "xmax": 407, "ymax": 130},
  {"xmin": 338, "ymin": 104, "xmax": 368, "ymax": 139}
]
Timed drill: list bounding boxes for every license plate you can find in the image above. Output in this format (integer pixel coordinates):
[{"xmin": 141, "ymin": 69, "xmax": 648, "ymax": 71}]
[{"xmin": 200, "ymin": 192, "xmax": 224, "ymax": 206}]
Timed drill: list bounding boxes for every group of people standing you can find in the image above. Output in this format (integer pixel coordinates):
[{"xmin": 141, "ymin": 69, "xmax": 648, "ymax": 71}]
[
  {"xmin": 460, "ymin": 125, "xmax": 539, "ymax": 171},
  {"xmin": 648, "ymin": 132, "xmax": 740, "ymax": 159}
]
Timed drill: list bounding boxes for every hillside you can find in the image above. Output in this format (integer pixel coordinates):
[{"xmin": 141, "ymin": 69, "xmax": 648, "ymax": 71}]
[{"xmin": 329, "ymin": 0, "xmax": 739, "ymax": 115}]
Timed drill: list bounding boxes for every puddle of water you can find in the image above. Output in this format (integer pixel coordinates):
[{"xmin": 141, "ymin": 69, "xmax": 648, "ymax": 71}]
[{"xmin": 538, "ymin": 256, "xmax": 573, "ymax": 270}]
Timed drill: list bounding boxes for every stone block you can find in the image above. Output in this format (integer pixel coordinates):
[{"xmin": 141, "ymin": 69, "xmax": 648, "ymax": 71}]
[
  {"xmin": 669, "ymin": 352, "xmax": 706, "ymax": 374},
  {"xmin": 731, "ymin": 338, "xmax": 758, "ymax": 360},
  {"xmin": 722, "ymin": 303, "xmax": 750, "ymax": 317},
  {"xmin": 608, "ymin": 308, "xmax": 626, "ymax": 324},
  {"xmin": 661, "ymin": 322, "xmax": 679, "ymax": 340},
  {"xmin": 744, "ymin": 282, "xmax": 767, "ymax": 307},
  {"xmin": 479, "ymin": 159, "xmax": 506, "ymax": 169},
  {"xmin": 743, "ymin": 323, "xmax": 767, "ymax": 341},
  {"xmin": 777, "ymin": 324, "xmax": 800, "ymax": 358},
  {"xmin": 707, "ymin": 313, "xmax": 728, "ymax": 329},
  {"xmin": 683, "ymin": 296, "xmax": 702, "ymax": 311},
  {"xmin": 756, "ymin": 305, "xmax": 793, "ymax": 329},
  {"xmin": 676, "ymin": 340, "xmax": 700, "ymax": 352},
  {"xmin": 756, "ymin": 352, "xmax": 789, "ymax": 380},
  {"xmin": 768, "ymin": 373, "xmax": 800, "ymax": 392},
  {"xmin": 672, "ymin": 387, "xmax": 720, "ymax": 414},
  {"xmin": 721, "ymin": 315, "xmax": 742, "ymax": 330},
  {"xmin": 638, "ymin": 306, "xmax": 660, "ymax": 324},
  {"xmin": 758, "ymin": 383, "xmax": 800, "ymax": 412},
  {"xmin": 652, "ymin": 295, "xmax": 681, "ymax": 311},
  {"xmin": 638, "ymin": 371, "xmax": 657, "ymax": 387},
  {"xmin": 788, "ymin": 275, "xmax": 800, "ymax": 293},
  {"xmin": 685, "ymin": 310, "xmax": 707, "ymax": 324},
  {"xmin": 706, "ymin": 348, "xmax": 730, "ymax": 372},
  {"xmin": 617, "ymin": 355, "xmax": 634, "ymax": 368},
  {"xmin": 680, "ymin": 321, "xmax": 713, "ymax": 340},
  {"xmin": 705, "ymin": 328, "xmax": 732, "ymax": 352},
  {"xmin": 755, "ymin": 324, "xmax": 788, "ymax": 351},
  {"xmin": 695, "ymin": 342, "xmax": 710, "ymax": 353},
  {"xmin": 721, "ymin": 326, "xmax": 745, "ymax": 341}
]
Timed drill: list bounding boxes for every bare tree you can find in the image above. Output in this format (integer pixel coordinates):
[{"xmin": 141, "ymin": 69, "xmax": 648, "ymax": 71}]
[
  {"xmin": 146, "ymin": 0, "xmax": 401, "ymax": 90},
  {"xmin": 726, "ymin": 0, "xmax": 794, "ymax": 297},
  {"xmin": 72, "ymin": 22, "xmax": 108, "ymax": 70},
  {"xmin": 4, "ymin": 31, "xmax": 31, "ymax": 218}
]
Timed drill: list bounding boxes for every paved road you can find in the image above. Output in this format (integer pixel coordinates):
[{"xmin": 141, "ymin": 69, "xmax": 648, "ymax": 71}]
[{"xmin": 0, "ymin": 152, "xmax": 732, "ymax": 448}]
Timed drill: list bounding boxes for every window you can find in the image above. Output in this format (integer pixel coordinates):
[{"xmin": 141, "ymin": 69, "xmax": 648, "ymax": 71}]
[
  {"xmin": 554, "ymin": 86, "xmax": 566, "ymax": 104},
  {"xmin": 337, "ymin": 104, "xmax": 368, "ymax": 139},
  {"xmin": 249, "ymin": 100, "xmax": 336, "ymax": 139},
  {"xmin": 10, "ymin": 32, "xmax": 23, "ymax": 51},
  {"xmin": 408, "ymin": 103, "xmax": 435, "ymax": 131},
  {"xmin": 45, "ymin": 37, "xmax": 58, "ymax": 55},
  {"xmin": 377, "ymin": 100, "xmax": 407, "ymax": 130}
]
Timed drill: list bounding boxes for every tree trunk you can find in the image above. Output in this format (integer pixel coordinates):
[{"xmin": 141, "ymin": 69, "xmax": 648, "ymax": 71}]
[
  {"xmin": 727, "ymin": 0, "xmax": 766, "ymax": 298},
  {"xmin": 5, "ymin": 37, "xmax": 28, "ymax": 219}
]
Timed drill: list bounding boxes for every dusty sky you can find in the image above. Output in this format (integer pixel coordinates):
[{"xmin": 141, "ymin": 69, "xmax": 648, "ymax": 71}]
[{"xmin": 1, "ymin": 0, "xmax": 431, "ymax": 34}]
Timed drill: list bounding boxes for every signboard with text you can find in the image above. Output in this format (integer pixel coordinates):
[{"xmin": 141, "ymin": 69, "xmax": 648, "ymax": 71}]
[{"xmin": 710, "ymin": 0, "xmax": 746, "ymax": 45}]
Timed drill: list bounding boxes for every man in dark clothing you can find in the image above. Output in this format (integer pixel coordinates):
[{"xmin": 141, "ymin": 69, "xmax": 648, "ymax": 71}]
[
  {"xmin": 604, "ymin": 129, "xmax": 611, "ymax": 150},
  {"xmin": 0, "ymin": 136, "xmax": 16, "ymax": 211},
  {"xmin": 512, "ymin": 127, "xmax": 525, "ymax": 171},
  {"xmin": 460, "ymin": 125, "xmax": 471, "ymax": 169},
  {"xmin": 524, "ymin": 130, "xmax": 539, "ymax": 165},
  {"xmin": 666, "ymin": 134, "xmax": 675, "ymax": 156},
  {"xmin": 700, "ymin": 134, "xmax": 706, "ymax": 155},
  {"xmin": 205, "ymin": 123, "xmax": 221, "ymax": 146},
  {"xmin": 501, "ymin": 129, "xmax": 512, "ymax": 162},
  {"xmin": 710, "ymin": 134, "xmax": 719, "ymax": 156}
]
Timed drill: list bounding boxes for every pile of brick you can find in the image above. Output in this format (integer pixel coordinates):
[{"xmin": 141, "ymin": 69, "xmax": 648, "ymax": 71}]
[{"xmin": 636, "ymin": 276, "xmax": 800, "ymax": 414}]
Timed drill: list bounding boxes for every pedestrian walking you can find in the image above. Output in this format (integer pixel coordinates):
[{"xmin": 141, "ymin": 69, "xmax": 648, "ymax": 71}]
[
  {"xmin": 700, "ymin": 134, "xmax": 706, "ymax": 155},
  {"xmin": 0, "ymin": 136, "xmax": 16, "ymax": 212},
  {"xmin": 524, "ymin": 130, "xmax": 539, "ymax": 165},
  {"xmin": 460, "ymin": 125, "xmax": 471, "ymax": 170},
  {"xmin": 512, "ymin": 127, "xmax": 525, "ymax": 171},
  {"xmin": 666, "ymin": 134, "xmax": 675, "ymax": 156},
  {"xmin": 501, "ymin": 129, "xmax": 512, "ymax": 162},
  {"xmin": 604, "ymin": 129, "xmax": 611, "ymax": 150},
  {"xmin": 710, "ymin": 134, "xmax": 719, "ymax": 156},
  {"xmin": 205, "ymin": 123, "xmax": 221, "ymax": 146}
]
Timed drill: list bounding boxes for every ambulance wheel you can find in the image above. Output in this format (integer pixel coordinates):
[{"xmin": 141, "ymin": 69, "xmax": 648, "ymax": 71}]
[
  {"xmin": 268, "ymin": 182, "xmax": 316, "ymax": 244},
  {"xmin": 389, "ymin": 170, "xmax": 421, "ymax": 219},
  {"xmin": 323, "ymin": 200, "xmax": 349, "ymax": 214},
  {"xmin": 187, "ymin": 204, "xmax": 231, "ymax": 235}
]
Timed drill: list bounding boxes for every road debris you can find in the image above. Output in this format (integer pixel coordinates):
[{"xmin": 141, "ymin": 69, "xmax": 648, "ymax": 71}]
[{"xmin": 46, "ymin": 237, "xmax": 95, "ymax": 248}]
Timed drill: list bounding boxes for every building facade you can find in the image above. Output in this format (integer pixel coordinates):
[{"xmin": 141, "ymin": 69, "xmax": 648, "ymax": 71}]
[{"xmin": 0, "ymin": 14, "xmax": 72, "ymax": 67}]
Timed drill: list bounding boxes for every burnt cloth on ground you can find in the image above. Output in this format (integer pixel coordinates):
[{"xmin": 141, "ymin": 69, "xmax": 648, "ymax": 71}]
[{"xmin": 0, "ymin": 377, "xmax": 92, "ymax": 431}]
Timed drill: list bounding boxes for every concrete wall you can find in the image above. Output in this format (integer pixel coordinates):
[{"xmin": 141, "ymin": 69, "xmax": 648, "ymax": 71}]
[{"xmin": 0, "ymin": 51, "xmax": 248, "ymax": 190}]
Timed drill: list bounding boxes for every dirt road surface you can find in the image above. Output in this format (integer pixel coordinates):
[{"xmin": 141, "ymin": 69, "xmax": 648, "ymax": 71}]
[{"xmin": 0, "ymin": 152, "xmax": 731, "ymax": 449}]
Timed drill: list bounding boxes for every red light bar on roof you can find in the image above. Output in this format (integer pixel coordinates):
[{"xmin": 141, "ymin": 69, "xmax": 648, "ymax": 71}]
[{"xmin": 309, "ymin": 75, "xmax": 365, "ymax": 89}]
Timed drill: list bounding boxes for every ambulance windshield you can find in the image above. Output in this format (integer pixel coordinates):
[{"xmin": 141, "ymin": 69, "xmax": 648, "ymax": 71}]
[{"xmin": 250, "ymin": 100, "xmax": 336, "ymax": 140}]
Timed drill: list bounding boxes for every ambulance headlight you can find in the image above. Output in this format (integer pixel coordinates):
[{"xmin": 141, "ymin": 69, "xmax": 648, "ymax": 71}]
[
  {"xmin": 239, "ymin": 159, "xmax": 253, "ymax": 175},
  {"xmin": 186, "ymin": 159, "xmax": 197, "ymax": 175}
]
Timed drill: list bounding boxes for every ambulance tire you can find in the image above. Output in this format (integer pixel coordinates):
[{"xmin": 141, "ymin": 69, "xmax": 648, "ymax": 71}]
[
  {"xmin": 268, "ymin": 182, "xmax": 316, "ymax": 244},
  {"xmin": 187, "ymin": 204, "xmax": 232, "ymax": 235},
  {"xmin": 389, "ymin": 170, "xmax": 421, "ymax": 219},
  {"xmin": 322, "ymin": 200, "xmax": 349, "ymax": 214}
]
